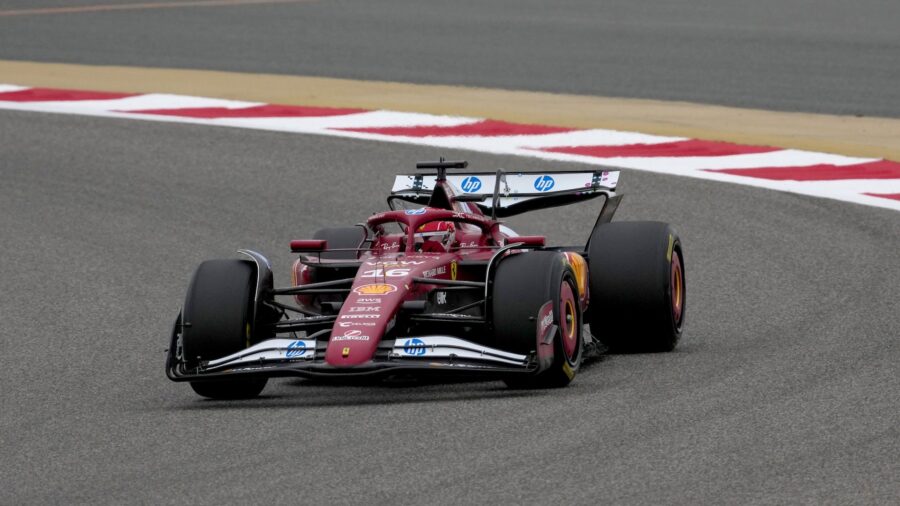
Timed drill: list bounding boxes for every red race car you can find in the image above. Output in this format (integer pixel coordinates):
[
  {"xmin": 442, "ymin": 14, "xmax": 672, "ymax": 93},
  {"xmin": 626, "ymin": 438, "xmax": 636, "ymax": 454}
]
[{"xmin": 166, "ymin": 160, "xmax": 685, "ymax": 399}]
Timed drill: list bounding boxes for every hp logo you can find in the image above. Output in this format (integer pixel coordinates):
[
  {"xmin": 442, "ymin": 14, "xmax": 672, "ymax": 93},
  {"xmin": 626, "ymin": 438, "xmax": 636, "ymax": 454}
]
[
  {"xmin": 460, "ymin": 176, "xmax": 482, "ymax": 193},
  {"xmin": 286, "ymin": 340, "xmax": 307, "ymax": 358},
  {"xmin": 402, "ymin": 338, "xmax": 426, "ymax": 356},
  {"xmin": 533, "ymin": 175, "xmax": 555, "ymax": 192}
]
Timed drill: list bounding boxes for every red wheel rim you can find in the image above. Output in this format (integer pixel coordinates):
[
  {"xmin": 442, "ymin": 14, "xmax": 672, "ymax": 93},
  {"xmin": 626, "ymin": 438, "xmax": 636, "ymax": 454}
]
[
  {"xmin": 670, "ymin": 250, "xmax": 684, "ymax": 327},
  {"xmin": 559, "ymin": 280, "xmax": 578, "ymax": 359}
]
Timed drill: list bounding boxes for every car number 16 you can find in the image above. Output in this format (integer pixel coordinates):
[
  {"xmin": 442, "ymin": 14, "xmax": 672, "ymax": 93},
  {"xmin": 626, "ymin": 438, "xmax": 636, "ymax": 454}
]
[{"xmin": 360, "ymin": 268, "xmax": 411, "ymax": 278}]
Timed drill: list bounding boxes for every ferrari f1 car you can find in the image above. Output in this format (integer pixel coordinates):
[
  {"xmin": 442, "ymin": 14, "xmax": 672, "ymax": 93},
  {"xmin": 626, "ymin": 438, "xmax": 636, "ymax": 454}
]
[{"xmin": 166, "ymin": 160, "xmax": 685, "ymax": 399}]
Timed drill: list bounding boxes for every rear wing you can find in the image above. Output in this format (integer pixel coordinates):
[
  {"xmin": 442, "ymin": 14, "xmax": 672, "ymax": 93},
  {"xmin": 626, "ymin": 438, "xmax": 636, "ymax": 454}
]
[{"xmin": 390, "ymin": 169, "xmax": 620, "ymax": 217}]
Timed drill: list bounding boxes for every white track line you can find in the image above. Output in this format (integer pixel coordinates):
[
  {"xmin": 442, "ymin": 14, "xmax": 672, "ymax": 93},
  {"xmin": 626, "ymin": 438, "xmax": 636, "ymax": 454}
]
[{"xmin": 2, "ymin": 85, "xmax": 898, "ymax": 213}]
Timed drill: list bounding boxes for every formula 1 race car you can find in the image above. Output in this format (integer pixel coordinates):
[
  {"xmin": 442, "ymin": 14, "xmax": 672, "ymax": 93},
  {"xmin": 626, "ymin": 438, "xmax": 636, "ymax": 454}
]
[{"xmin": 166, "ymin": 160, "xmax": 685, "ymax": 399}]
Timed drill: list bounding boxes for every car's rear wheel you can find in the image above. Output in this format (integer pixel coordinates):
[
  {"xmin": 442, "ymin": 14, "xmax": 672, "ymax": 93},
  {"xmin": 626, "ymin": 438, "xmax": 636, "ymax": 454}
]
[
  {"xmin": 587, "ymin": 221, "xmax": 685, "ymax": 352},
  {"xmin": 182, "ymin": 259, "xmax": 267, "ymax": 399},
  {"xmin": 301, "ymin": 226, "xmax": 368, "ymax": 309},
  {"xmin": 492, "ymin": 251, "xmax": 583, "ymax": 388}
]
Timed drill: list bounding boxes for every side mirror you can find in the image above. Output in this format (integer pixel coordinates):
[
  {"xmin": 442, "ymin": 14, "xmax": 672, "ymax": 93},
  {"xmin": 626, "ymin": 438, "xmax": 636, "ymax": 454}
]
[
  {"xmin": 290, "ymin": 239, "xmax": 327, "ymax": 253},
  {"xmin": 503, "ymin": 236, "xmax": 545, "ymax": 247}
]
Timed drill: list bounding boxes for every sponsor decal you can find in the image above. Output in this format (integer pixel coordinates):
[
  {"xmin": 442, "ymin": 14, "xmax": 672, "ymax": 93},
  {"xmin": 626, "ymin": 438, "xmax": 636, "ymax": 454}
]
[
  {"xmin": 402, "ymin": 338, "xmax": 427, "ymax": 356},
  {"xmin": 340, "ymin": 314, "xmax": 380, "ymax": 319},
  {"xmin": 349, "ymin": 306, "xmax": 381, "ymax": 312},
  {"xmin": 450, "ymin": 261, "xmax": 457, "ymax": 280},
  {"xmin": 539, "ymin": 311, "xmax": 553, "ymax": 336},
  {"xmin": 533, "ymin": 175, "xmax": 555, "ymax": 192},
  {"xmin": 334, "ymin": 335, "xmax": 370, "ymax": 341},
  {"xmin": 356, "ymin": 297, "xmax": 381, "ymax": 304},
  {"xmin": 380, "ymin": 241, "xmax": 400, "ymax": 250},
  {"xmin": 333, "ymin": 330, "xmax": 370, "ymax": 342},
  {"xmin": 458, "ymin": 241, "xmax": 478, "ymax": 248},
  {"xmin": 422, "ymin": 266, "xmax": 447, "ymax": 278},
  {"xmin": 435, "ymin": 291, "xmax": 448, "ymax": 305},
  {"xmin": 405, "ymin": 208, "xmax": 427, "ymax": 215},
  {"xmin": 354, "ymin": 284, "xmax": 397, "ymax": 295},
  {"xmin": 452, "ymin": 211, "xmax": 482, "ymax": 221},
  {"xmin": 536, "ymin": 301, "xmax": 555, "ymax": 347},
  {"xmin": 338, "ymin": 321, "xmax": 377, "ymax": 327},
  {"xmin": 342, "ymin": 347, "xmax": 351, "ymax": 357},
  {"xmin": 364, "ymin": 260, "xmax": 426, "ymax": 267},
  {"xmin": 286, "ymin": 340, "xmax": 307, "ymax": 358},
  {"xmin": 460, "ymin": 176, "xmax": 482, "ymax": 193}
]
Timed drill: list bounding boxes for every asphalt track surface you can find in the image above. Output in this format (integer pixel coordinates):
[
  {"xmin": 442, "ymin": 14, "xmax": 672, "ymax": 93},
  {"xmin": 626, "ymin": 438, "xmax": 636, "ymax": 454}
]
[
  {"xmin": 1, "ymin": 109, "xmax": 898, "ymax": 504},
  {"xmin": 1, "ymin": 1, "xmax": 900, "ymax": 504},
  {"xmin": 1, "ymin": 0, "xmax": 899, "ymax": 117}
]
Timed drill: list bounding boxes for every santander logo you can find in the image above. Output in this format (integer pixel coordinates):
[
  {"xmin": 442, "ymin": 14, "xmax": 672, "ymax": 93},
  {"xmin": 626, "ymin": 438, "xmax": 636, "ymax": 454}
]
[{"xmin": 332, "ymin": 329, "xmax": 371, "ymax": 342}]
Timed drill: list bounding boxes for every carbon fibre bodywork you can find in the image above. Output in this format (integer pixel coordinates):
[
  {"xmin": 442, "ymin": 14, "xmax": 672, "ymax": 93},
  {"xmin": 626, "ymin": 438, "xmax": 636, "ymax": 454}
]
[{"xmin": 167, "ymin": 161, "xmax": 619, "ymax": 385}]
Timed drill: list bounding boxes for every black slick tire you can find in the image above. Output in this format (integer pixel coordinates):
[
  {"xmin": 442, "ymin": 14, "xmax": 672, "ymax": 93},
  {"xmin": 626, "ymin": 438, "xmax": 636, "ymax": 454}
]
[
  {"xmin": 587, "ymin": 221, "xmax": 685, "ymax": 352},
  {"xmin": 182, "ymin": 259, "xmax": 267, "ymax": 399},
  {"xmin": 492, "ymin": 251, "xmax": 583, "ymax": 388}
]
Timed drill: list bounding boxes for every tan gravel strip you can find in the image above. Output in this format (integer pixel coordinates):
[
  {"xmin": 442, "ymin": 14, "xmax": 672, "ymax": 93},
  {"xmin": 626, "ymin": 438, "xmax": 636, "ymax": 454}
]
[{"xmin": 2, "ymin": 60, "xmax": 898, "ymax": 160}]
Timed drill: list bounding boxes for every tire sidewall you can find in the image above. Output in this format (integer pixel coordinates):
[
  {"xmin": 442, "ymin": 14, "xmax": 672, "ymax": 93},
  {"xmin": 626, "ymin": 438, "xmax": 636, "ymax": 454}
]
[
  {"xmin": 587, "ymin": 221, "xmax": 685, "ymax": 352},
  {"xmin": 492, "ymin": 251, "xmax": 583, "ymax": 387}
]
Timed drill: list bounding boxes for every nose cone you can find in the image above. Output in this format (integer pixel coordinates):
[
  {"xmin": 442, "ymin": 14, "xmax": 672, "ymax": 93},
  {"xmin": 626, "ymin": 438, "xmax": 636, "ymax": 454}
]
[
  {"xmin": 325, "ymin": 282, "xmax": 401, "ymax": 366},
  {"xmin": 324, "ymin": 255, "xmax": 457, "ymax": 367}
]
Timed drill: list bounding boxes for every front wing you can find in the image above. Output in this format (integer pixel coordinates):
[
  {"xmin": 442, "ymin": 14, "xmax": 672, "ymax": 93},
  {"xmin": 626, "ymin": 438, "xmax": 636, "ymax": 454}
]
[{"xmin": 166, "ymin": 331, "xmax": 538, "ymax": 382}]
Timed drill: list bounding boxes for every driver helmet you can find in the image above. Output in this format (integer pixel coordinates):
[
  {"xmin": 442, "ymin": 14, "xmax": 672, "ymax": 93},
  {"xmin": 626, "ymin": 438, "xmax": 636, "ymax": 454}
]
[{"xmin": 415, "ymin": 220, "xmax": 456, "ymax": 252}]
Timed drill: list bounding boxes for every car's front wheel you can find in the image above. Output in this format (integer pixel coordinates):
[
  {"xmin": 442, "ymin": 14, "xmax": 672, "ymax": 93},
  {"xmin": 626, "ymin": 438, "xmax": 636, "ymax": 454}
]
[
  {"xmin": 492, "ymin": 251, "xmax": 583, "ymax": 388},
  {"xmin": 182, "ymin": 259, "xmax": 268, "ymax": 399}
]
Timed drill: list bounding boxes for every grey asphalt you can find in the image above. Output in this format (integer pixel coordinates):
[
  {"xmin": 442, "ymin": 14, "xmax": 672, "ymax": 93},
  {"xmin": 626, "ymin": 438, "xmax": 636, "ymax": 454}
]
[
  {"xmin": 1, "ymin": 110, "xmax": 898, "ymax": 504},
  {"xmin": 1, "ymin": 0, "xmax": 899, "ymax": 117},
  {"xmin": 2, "ymin": 0, "xmax": 900, "ymax": 503}
]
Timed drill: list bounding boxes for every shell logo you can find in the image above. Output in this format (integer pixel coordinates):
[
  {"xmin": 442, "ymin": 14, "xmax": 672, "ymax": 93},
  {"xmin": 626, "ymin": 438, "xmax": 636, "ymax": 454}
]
[{"xmin": 353, "ymin": 283, "xmax": 398, "ymax": 295}]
